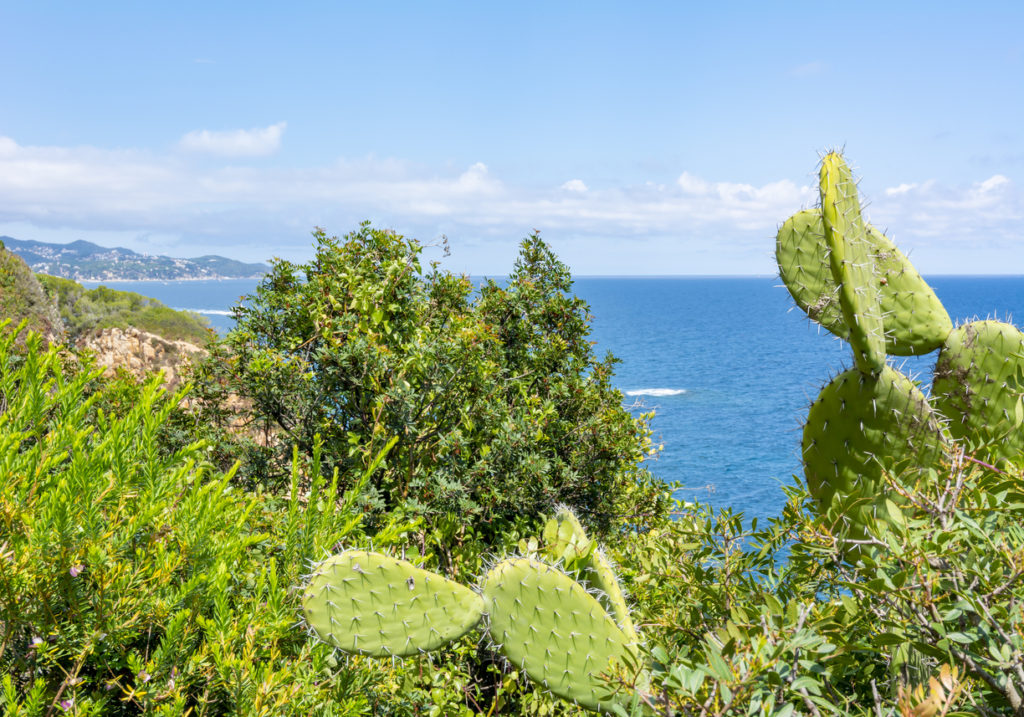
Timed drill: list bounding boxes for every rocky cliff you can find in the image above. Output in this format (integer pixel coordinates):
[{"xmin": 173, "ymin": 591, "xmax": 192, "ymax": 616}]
[{"xmin": 76, "ymin": 326, "xmax": 205, "ymax": 390}]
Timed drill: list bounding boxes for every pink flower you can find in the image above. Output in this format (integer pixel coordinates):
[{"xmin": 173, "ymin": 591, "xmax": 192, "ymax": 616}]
[{"xmin": 69, "ymin": 565, "xmax": 83, "ymax": 577}]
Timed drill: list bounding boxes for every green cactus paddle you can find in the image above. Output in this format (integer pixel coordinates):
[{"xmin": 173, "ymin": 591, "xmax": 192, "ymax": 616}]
[
  {"xmin": 777, "ymin": 209, "xmax": 952, "ymax": 355},
  {"xmin": 302, "ymin": 550, "xmax": 484, "ymax": 657},
  {"xmin": 541, "ymin": 506, "xmax": 637, "ymax": 641},
  {"xmin": 819, "ymin": 152, "xmax": 886, "ymax": 373},
  {"xmin": 932, "ymin": 321, "xmax": 1024, "ymax": 466},
  {"xmin": 803, "ymin": 365, "xmax": 950, "ymax": 544},
  {"xmin": 481, "ymin": 557, "xmax": 640, "ymax": 713}
]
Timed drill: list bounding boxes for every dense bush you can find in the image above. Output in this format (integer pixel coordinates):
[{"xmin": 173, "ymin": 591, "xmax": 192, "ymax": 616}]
[
  {"xmin": 192, "ymin": 224, "xmax": 667, "ymax": 540},
  {"xmin": 0, "ymin": 326, "xmax": 423, "ymax": 715},
  {"xmin": 37, "ymin": 275, "xmax": 212, "ymax": 345},
  {"xmin": 8, "ymin": 221, "xmax": 1024, "ymax": 716},
  {"xmin": 607, "ymin": 449, "xmax": 1024, "ymax": 716}
]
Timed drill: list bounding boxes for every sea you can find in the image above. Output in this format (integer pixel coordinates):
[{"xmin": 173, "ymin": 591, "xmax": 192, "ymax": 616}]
[{"xmin": 84, "ymin": 276, "xmax": 1024, "ymax": 526}]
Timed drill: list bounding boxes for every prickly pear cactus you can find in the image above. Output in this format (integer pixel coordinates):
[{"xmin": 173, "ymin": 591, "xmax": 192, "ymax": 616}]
[
  {"xmin": 819, "ymin": 152, "xmax": 887, "ymax": 373},
  {"xmin": 542, "ymin": 507, "xmax": 637, "ymax": 641},
  {"xmin": 776, "ymin": 209, "xmax": 952, "ymax": 355},
  {"xmin": 803, "ymin": 365, "xmax": 950, "ymax": 539},
  {"xmin": 481, "ymin": 557, "xmax": 639, "ymax": 713},
  {"xmin": 302, "ymin": 550, "xmax": 484, "ymax": 657},
  {"xmin": 777, "ymin": 209, "xmax": 846, "ymax": 333},
  {"xmin": 932, "ymin": 321, "xmax": 1024, "ymax": 466}
]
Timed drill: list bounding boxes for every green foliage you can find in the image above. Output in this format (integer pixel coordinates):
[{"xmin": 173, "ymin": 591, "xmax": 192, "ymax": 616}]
[
  {"xmin": 0, "ymin": 324, "xmax": 424, "ymax": 715},
  {"xmin": 605, "ymin": 448, "xmax": 1024, "ymax": 716},
  {"xmin": 204, "ymin": 223, "xmax": 666, "ymax": 536},
  {"xmin": 37, "ymin": 274, "xmax": 212, "ymax": 345},
  {"xmin": 0, "ymin": 250, "xmax": 64, "ymax": 344}
]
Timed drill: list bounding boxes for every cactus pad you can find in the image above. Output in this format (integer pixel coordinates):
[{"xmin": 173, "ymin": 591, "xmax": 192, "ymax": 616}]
[
  {"xmin": 777, "ymin": 209, "xmax": 952, "ymax": 355},
  {"xmin": 542, "ymin": 507, "xmax": 595, "ymax": 564},
  {"xmin": 542, "ymin": 508, "xmax": 637, "ymax": 641},
  {"xmin": 819, "ymin": 152, "xmax": 886, "ymax": 373},
  {"xmin": 302, "ymin": 550, "xmax": 484, "ymax": 657},
  {"xmin": 481, "ymin": 557, "xmax": 638, "ymax": 713},
  {"xmin": 803, "ymin": 366, "xmax": 949, "ymax": 538},
  {"xmin": 777, "ymin": 209, "xmax": 846, "ymax": 333},
  {"xmin": 932, "ymin": 321, "xmax": 1024, "ymax": 465}
]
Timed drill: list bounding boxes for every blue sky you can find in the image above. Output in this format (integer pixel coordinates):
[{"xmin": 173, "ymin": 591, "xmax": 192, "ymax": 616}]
[{"xmin": 1, "ymin": 2, "xmax": 1022, "ymax": 275}]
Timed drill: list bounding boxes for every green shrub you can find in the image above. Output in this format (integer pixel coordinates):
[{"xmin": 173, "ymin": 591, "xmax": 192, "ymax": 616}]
[
  {"xmin": 608, "ymin": 452, "xmax": 1024, "ymax": 716},
  {"xmin": 0, "ymin": 325, "xmax": 421, "ymax": 715},
  {"xmin": 196, "ymin": 224, "xmax": 667, "ymax": 541},
  {"xmin": 0, "ymin": 252, "xmax": 64, "ymax": 344},
  {"xmin": 37, "ymin": 275, "xmax": 211, "ymax": 345}
]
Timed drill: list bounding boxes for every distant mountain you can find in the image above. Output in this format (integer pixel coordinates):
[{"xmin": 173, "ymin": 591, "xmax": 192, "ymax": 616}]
[{"xmin": 0, "ymin": 236, "xmax": 269, "ymax": 281}]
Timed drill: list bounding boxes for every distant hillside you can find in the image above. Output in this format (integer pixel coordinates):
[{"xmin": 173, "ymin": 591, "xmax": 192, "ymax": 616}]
[{"xmin": 0, "ymin": 236, "xmax": 268, "ymax": 281}]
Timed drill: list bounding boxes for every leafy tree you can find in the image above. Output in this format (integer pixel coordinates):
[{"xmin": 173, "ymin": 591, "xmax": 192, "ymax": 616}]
[{"xmin": 194, "ymin": 224, "xmax": 667, "ymax": 538}]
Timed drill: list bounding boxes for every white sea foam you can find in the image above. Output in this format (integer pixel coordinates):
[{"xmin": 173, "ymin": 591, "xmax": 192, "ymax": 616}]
[
  {"xmin": 174, "ymin": 308, "xmax": 233, "ymax": 316},
  {"xmin": 624, "ymin": 388, "xmax": 686, "ymax": 397}
]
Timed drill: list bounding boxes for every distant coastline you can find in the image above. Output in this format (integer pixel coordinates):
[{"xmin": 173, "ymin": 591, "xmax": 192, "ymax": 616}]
[
  {"xmin": 79, "ymin": 275, "xmax": 265, "ymax": 283},
  {"xmin": 1, "ymin": 236, "xmax": 270, "ymax": 282}
]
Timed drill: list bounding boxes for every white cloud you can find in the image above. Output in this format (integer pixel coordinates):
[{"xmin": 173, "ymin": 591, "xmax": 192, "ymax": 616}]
[
  {"xmin": 979, "ymin": 175, "xmax": 1010, "ymax": 193},
  {"xmin": 885, "ymin": 183, "xmax": 917, "ymax": 196},
  {"xmin": 178, "ymin": 122, "xmax": 286, "ymax": 157},
  {"xmin": 0, "ymin": 134, "xmax": 1021, "ymax": 272}
]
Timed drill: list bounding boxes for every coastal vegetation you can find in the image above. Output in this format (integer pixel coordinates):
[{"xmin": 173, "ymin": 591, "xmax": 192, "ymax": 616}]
[
  {"xmin": 36, "ymin": 274, "xmax": 213, "ymax": 346},
  {"xmin": 2, "ymin": 160, "xmax": 1024, "ymax": 716},
  {"xmin": 0, "ymin": 242, "xmax": 65, "ymax": 344}
]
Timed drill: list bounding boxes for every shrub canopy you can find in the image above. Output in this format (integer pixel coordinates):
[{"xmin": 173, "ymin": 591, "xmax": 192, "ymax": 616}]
[{"xmin": 204, "ymin": 224, "xmax": 666, "ymax": 534}]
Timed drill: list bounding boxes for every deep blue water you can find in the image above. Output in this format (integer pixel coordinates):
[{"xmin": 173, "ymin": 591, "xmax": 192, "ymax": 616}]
[{"xmin": 88, "ymin": 276, "xmax": 1024, "ymax": 524}]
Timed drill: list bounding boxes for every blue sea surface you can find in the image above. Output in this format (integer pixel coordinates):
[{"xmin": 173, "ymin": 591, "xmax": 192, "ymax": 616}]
[{"xmin": 88, "ymin": 275, "xmax": 1024, "ymax": 525}]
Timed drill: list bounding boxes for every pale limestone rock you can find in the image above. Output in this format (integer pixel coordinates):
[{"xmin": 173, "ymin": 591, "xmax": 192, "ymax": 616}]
[{"xmin": 76, "ymin": 327, "xmax": 204, "ymax": 390}]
